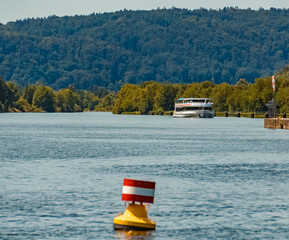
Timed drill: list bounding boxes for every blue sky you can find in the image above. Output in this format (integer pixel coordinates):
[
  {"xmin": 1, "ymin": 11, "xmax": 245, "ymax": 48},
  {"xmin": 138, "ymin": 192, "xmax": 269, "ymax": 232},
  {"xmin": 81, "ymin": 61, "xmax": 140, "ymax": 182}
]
[{"xmin": 1, "ymin": 0, "xmax": 289, "ymax": 24}]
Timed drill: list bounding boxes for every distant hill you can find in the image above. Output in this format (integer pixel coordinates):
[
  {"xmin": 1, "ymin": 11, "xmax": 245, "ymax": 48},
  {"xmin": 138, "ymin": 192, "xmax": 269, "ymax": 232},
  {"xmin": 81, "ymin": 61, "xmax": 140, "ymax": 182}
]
[{"xmin": 0, "ymin": 8, "xmax": 289, "ymax": 90}]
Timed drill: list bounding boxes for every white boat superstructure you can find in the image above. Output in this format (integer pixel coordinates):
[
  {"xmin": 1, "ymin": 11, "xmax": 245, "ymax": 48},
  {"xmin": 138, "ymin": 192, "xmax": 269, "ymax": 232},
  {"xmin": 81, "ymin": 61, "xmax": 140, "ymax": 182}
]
[{"xmin": 173, "ymin": 97, "xmax": 214, "ymax": 118}]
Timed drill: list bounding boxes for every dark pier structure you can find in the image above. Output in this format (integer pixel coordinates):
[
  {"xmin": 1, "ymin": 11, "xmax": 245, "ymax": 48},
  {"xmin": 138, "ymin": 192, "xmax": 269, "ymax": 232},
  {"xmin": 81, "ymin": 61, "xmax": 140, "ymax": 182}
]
[{"xmin": 263, "ymin": 98, "xmax": 289, "ymax": 129}]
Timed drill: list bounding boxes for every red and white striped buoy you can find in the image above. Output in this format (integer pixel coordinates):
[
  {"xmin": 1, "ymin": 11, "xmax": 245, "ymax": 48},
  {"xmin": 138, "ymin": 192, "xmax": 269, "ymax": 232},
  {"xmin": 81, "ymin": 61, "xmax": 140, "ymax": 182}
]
[
  {"xmin": 113, "ymin": 178, "xmax": 157, "ymax": 231},
  {"xmin": 122, "ymin": 178, "xmax": 156, "ymax": 203}
]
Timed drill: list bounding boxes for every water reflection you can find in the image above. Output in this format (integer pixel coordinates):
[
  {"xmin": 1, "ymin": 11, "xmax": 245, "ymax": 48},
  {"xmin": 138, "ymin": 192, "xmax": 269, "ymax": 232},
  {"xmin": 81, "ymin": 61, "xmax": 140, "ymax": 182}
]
[{"xmin": 115, "ymin": 230, "xmax": 154, "ymax": 240}]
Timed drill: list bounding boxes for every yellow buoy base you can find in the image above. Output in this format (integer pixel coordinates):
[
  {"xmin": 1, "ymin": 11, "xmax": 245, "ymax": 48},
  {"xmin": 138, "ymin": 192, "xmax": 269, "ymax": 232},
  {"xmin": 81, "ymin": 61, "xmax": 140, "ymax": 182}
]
[{"xmin": 113, "ymin": 203, "xmax": 156, "ymax": 231}]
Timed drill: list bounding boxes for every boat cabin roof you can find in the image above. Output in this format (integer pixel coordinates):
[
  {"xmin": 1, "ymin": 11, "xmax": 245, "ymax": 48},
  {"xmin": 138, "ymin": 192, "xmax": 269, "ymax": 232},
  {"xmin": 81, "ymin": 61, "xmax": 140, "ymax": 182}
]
[{"xmin": 176, "ymin": 97, "xmax": 212, "ymax": 102}]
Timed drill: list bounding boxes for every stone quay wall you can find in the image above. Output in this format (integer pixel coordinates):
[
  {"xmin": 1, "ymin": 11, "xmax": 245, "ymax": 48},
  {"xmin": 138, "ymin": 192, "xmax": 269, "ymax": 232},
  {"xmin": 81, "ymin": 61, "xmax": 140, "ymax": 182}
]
[{"xmin": 264, "ymin": 118, "xmax": 289, "ymax": 129}]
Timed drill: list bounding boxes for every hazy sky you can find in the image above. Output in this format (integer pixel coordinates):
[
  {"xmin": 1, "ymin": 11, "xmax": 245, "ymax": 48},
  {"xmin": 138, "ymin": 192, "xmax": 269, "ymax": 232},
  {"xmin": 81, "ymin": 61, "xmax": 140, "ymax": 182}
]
[{"xmin": 1, "ymin": 0, "xmax": 289, "ymax": 24}]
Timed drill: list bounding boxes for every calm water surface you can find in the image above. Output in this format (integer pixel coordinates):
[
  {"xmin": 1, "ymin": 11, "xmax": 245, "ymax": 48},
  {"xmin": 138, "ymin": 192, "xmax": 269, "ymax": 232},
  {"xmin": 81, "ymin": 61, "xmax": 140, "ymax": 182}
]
[{"xmin": 1, "ymin": 112, "xmax": 289, "ymax": 239}]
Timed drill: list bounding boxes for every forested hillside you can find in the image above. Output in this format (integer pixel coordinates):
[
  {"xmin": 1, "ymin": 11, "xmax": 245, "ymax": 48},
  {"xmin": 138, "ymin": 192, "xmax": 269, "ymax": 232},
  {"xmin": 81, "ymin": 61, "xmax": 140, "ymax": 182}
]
[{"xmin": 0, "ymin": 8, "xmax": 289, "ymax": 90}]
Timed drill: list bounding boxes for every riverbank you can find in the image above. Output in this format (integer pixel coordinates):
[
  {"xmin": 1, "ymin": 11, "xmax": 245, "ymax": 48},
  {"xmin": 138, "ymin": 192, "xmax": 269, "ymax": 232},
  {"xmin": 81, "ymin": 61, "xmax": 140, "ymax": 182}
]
[
  {"xmin": 118, "ymin": 111, "xmax": 279, "ymax": 118},
  {"xmin": 2, "ymin": 110, "xmax": 288, "ymax": 120}
]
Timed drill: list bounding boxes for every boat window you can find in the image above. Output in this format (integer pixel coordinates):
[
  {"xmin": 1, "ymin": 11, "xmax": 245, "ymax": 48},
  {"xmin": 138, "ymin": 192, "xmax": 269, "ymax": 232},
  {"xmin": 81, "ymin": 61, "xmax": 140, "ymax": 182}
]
[{"xmin": 184, "ymin": 107, "xmax": 203, "ymax": 111}]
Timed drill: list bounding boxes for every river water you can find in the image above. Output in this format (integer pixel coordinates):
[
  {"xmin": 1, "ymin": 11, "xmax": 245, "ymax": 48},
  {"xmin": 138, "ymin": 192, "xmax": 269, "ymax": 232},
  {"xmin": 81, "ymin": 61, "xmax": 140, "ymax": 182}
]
[{"xmin": 0, "ymin": 112, "xmax": 289, "ymax": 239}]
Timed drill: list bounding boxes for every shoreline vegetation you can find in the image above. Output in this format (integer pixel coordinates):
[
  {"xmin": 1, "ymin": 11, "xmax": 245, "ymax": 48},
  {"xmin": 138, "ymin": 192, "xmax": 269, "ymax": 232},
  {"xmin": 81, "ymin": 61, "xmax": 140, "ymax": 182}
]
[
  {"xmin": 0, "ymin": 76, "xmax": 116, "ymax": 113},
  {"xmin": 1, "ymin": 64, "xmax": 289, "ymax": 116}
]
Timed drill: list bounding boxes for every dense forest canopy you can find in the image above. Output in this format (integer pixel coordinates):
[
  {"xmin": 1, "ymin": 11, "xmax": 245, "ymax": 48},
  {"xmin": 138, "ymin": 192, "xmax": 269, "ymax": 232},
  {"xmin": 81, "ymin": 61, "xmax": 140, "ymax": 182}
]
[{"xmin": 0, "ymin": 8, "xmax": 289, "ymax": 90}]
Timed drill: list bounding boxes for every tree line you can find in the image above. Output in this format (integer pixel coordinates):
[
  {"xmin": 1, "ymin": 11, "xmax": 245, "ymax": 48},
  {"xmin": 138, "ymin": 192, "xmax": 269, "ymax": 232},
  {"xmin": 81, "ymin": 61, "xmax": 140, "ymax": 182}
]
[
  {"xmin": 1, "ymin": 8, "xmax": 289, "ymax": 90},
  {"xmin": 1, "ymin": 64, "xmax": 289, "ymax": 114},
  {"xmin": 0, "ymin": 76, "xmax": 115, "ymax": 113},
  {"xmin": 113, "ymin": 66, "xmax": 289, "ymax": 114}
]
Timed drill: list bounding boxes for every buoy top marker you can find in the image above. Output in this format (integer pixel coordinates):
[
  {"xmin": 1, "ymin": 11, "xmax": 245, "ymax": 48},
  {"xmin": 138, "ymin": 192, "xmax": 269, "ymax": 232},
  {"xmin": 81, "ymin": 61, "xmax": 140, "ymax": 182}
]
[{"xmin": 121, "ymin": 178, "xmax": 156, "ymax": 204}]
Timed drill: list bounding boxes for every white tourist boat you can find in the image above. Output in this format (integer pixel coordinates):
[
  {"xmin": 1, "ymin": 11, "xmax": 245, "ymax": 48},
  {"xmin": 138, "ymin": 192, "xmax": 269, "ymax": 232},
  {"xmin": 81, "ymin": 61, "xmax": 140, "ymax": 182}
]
[{"xmin": 173, "ymin": 97, "xmax": 214, "ymax": 118}]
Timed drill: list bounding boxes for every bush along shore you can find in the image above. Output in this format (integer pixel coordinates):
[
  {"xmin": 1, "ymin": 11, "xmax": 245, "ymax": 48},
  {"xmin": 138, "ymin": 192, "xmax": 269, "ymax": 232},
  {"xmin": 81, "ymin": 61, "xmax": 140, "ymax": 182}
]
[
  {"xmin": 1, "ymin": 65, "xmax": 289, "ymax": 115},
  {"xmin": 112, "ymin": 65, "xmax": 289, "ymax": 116},
  {"xmin": 0, "ymin": 77, "xmax": 116, "ymax": 113}
]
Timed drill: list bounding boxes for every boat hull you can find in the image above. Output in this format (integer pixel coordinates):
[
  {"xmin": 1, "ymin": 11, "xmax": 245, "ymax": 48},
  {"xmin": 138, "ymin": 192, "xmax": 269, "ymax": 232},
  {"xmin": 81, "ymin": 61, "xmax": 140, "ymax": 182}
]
[{"xmin": 173, "ymin": 110, "xmax": 214, "ymax": 118}]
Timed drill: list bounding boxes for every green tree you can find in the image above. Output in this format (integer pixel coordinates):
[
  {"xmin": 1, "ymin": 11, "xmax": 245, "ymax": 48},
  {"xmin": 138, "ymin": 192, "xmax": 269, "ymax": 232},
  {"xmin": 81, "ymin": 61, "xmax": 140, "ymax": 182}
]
[
  {"xmin": 277, "ymin": 87, "xmax": 289, "ymax": 113},
  {"xmin": 245, "ymin": 78, "xmax": 272, "ymax": 112},
  {"xmin": 95, "ymin": 93, "xmax": 116, "ymax": 111},
  {"xmin": 113, "ymin": 84, "xmax": 141, "ymax": 114},
  {"xmin": 56, "ymin": 89, "xmax": 75, "ymax": 112},
  {"xmin": 235, "ymin": 78, "xmax": 248, "ymax": 90},
  {"xmin": 139, "ymin": 82, "xmax": 162, "ymax": 114},
  {"xmin": 138, "ymin": 89, "xmax": 152, "ymax": 114},
  {"xmin": 6, "ymin": 81, "xmax": 20, "ymax": 101},
  {"xmin": 227, "ymin": 86, "xmax": 246, "ymax": 112},
  {"xmin": 32, "ymin": 86, "xmax": 55, "ymax": 112},
  {"xmin": 88, "ymin": 96, "xmax": 100, "ymax": 111},
  {"xmin": 15, "ymin": 96, "xmax": 40, "ymax": 112},
  {"xmin": 200, "ymin": 81, "xmax": 215, "ymax": 97},
  {"xmin": 182, "ymin": 83, "xmax": 202, "ymax": 98},
  {"xmin": 211, "ymin": 83, "xmax": 234, "ymax": 111},
  {"xmin": 0, "ymin": 77, "xmax": 14, "ymax": 112},
  {"xmin": 153, "ymin": 84, "xmax": 177, "ymax": 112},
  {"xmin": 22, "ymin": 85, "xmax": 37, "ymax": 104}
]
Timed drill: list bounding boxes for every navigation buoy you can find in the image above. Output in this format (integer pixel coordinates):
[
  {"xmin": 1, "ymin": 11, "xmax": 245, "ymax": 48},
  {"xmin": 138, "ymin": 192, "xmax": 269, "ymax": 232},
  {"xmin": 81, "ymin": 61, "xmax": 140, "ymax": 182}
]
[{"xmin": 113, "ymin": 178, "xmax": 156, "ymax": 231}]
